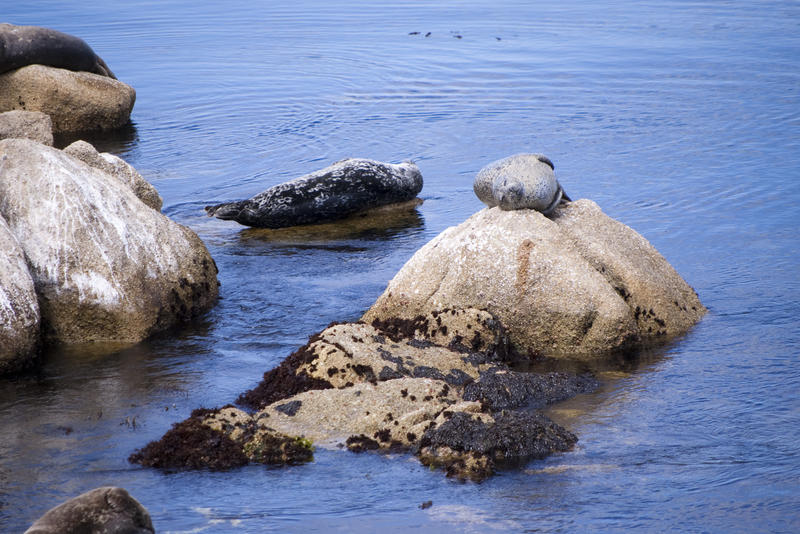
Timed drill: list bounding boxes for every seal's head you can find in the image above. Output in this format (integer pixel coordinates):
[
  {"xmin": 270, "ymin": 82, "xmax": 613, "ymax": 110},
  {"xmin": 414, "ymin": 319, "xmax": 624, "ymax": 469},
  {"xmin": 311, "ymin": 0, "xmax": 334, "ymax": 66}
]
[{"xmin": 473, "ymin": 153, "xmax": 569, "ymax": 215}]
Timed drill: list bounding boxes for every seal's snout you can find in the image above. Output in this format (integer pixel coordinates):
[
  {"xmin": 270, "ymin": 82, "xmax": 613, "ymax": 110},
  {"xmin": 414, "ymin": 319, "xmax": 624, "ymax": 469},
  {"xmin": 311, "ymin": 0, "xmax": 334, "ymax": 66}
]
[{"xmin": 493, "ymin": 178, "xmax": 525, "ymax": 211}]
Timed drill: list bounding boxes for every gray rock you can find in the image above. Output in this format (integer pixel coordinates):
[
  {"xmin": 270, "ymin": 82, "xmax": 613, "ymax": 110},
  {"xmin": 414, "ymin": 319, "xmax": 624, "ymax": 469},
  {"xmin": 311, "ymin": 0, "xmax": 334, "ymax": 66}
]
[
  {"xmin": 206, "ymin": 158, "xmax": 423, "ymax": 228},
  {"xmin": 0, "ymin": 23, "xmax": 115, "ymax": 78},
  {"xmin": 25, "ymin": 486, "xmax": 153, "ymax": 534},
  {"xmin": 474, "ymin": 153, "xmax": 568, "ymax": 214},
  {"xmin": 0, "ymin": 138, "xmax": 218, "ymax": 345},
  {"xmin": 63, "ymin": 140, "xmax": 162, "ymax": 211},
  {"xmin": 0, "ymin": 214, "xmax": 40, "ymax": 374},
  {"xmin": 363, "ymin": 200, "xmax": 706, "ymax": 358},
  {"xmin": 0, "ymin": 110, "xmax": 53, "ymax": 145},
  {"xmin": 0, "ymin": 64, "xmax": 135, "ymax": 133}
]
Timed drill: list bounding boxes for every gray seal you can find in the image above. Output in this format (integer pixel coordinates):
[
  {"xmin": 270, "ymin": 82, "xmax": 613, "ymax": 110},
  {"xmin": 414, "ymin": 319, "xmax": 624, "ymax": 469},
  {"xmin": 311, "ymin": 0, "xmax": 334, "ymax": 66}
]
[
  {"xmin": 205, "ymin": 158, "xmax": 423, "ymax": 228},
  {"xmin": 0, "ymin": 23, "xmax": 115, "ymax": 78},
  {"xmin": 473, "ymin": 153, "xmax": 570, "ymax": 215}
]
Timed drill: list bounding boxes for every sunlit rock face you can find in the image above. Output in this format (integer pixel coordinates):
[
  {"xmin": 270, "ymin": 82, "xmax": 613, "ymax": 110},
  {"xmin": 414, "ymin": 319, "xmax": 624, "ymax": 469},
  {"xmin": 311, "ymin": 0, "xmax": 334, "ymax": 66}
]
[
  {"xmin": 364, "ymin": 200, "xmax": 706, "ymax": 358},
  {"xmin": 0, "ymin": 110, "xmax": 53, "ymax": 146},
  {"xmin": 0, "ymin": 65, "xmax": 135, "ymax": 133},
  {"xmin": 0, "ymin": 214, "xmax": 40, "ymax": 373},
  {"xmin": 63, "ymin": 140, "xmax": 162, "ymax": 211},
  {"xmin": 0, "ymin": 138, "xmax": 217, "ymax": 345}
]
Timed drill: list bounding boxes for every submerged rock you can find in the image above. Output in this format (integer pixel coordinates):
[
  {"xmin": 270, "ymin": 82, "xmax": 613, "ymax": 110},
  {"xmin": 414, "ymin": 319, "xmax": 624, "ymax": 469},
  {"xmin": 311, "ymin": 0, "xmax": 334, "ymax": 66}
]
[
  {"xmin": 128, "ymin": 406, "xmax": 312, "ymax": 470},
  {"xmin": 205, "ymin": 158, "xmax": 423, "ymax": 228},
  {"xmin": 0, "ymin": 110, "xmax": 53, "ymax": 145},
  {"xmin": 0, "ymin": 138, "xmax": 218, "ymax": 345},
  {"xmin": 0, "ymin": 65, "xmax": 135, "ymax": 133},
  {"xmin": 363, "ymin": 199, "xmax": 705, "ymax": 357},
  {"xmin": 24, "ymin": 486, "xmax": 153, "ymax": 534},
  {"xmin": 0, "ymin": 215, "xmax": 40, "ymax": 374}
]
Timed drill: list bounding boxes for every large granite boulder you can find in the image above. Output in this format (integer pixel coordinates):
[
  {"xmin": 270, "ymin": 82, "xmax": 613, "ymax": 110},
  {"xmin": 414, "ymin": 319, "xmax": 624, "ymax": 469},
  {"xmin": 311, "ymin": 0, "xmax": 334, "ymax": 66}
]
[
  {"xmin": 0, "ymin": 215, "xmax": 40, "ymax": 374},
  {"xmin": 63, "ymin": 140, "xmax": 162, "ymax": 211},
  {"xmin": 0, "ymin": 110, "xmax": 53, "ymax": 145},
  {"xmin": 25, "ymin": 486, "xmax": 154, "ymax": 534},
  {"xmin": 0, "ymin": 138, "xmax": 218, "ymax": 345},
  {"xmin": 0, "ymin": 65, "xmax": 135, "ymax": 133},
  {"xmin": 363, "ymin": 200, "xmax": 705, "ymax": 358}
]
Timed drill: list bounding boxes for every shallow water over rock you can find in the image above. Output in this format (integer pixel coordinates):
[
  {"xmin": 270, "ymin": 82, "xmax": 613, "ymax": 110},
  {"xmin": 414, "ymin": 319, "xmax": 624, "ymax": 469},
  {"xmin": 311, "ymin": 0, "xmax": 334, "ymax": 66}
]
[{"xmin": 2, "ymin": 1, "xmax": 799, "ymax": 532}]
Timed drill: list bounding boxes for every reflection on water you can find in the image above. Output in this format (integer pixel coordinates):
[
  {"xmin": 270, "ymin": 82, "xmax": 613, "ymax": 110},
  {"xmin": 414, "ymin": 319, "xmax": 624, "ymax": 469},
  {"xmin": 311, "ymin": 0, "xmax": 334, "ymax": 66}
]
[
  {"xmin": 52, "ymin": 122, "xmax": 140, "ymax": 154},
  {"xmin": 238, "ymin": 199, "xmax": 425, "ymax": 246},
  {"xmin": 2, "ymin": 0, "xmax": 800, "ymax": 532}
]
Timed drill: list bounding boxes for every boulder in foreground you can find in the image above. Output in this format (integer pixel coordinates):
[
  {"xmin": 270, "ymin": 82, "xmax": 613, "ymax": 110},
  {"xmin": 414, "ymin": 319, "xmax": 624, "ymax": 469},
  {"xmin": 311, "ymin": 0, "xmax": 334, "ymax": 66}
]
[
  {"xmin": 25, "ymin": 486, "xmax": 153, "ymax": 534},
  {"xmin": 363, "ymin": 200, "xmax": 705, "ymax": 357},
  {"xmin": 0, "ymin": 215, "xmax": 40, "ymax": 374},
  {"xmin": 0, "ymin": 138, "xmax": 218, "ymax": 345}
]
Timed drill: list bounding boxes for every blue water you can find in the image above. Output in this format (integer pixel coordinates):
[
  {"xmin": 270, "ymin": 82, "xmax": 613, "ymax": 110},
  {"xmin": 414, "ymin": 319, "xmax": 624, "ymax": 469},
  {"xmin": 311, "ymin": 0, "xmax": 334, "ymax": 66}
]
[{"xmin": 2, "ymin": 1, "xmax": 799, "ymax": 532}]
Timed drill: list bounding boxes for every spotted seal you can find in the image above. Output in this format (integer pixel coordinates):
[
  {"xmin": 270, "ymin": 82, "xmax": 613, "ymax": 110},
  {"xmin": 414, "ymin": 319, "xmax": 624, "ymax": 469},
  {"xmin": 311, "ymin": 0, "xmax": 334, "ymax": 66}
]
[
  {"xmin": 474, "ymin": 153, "xmax": 570, "ymax": 215},
  {"xmin": 0, "ymin": 23, "xmax": 115, "ymax": 78},
  {"xmin": 205, "ymin": 158, "xmax": 423, "ymax": 228}
]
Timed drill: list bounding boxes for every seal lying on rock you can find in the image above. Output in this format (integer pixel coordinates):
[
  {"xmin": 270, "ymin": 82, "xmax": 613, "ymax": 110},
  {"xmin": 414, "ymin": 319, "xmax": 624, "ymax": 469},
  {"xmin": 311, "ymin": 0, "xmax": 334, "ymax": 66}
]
[
  {"xmin": 0, "ymin": 23, "xmax": 115, "ymax": 78},
  {"xmin": 205, "ymin": 158, "xmax": 423, "ymax": 228},
  {"xmin": 474, "ymin": 153, "xmax": 570, "ymax": 214}
]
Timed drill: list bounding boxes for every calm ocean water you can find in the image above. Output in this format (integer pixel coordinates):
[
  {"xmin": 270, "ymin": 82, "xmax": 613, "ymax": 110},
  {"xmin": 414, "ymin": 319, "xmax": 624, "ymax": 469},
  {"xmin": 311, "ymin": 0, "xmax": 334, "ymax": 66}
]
[{"xmin": 2, "ymin": 1, "xmax": 799, "ymax": 532}]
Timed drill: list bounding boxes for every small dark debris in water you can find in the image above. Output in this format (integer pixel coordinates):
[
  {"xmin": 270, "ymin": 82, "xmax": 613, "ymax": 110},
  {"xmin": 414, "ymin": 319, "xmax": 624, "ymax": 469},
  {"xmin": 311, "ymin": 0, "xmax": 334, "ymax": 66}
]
[
  {"xmin": 57, "ymin": 425, "xmax": 73, "ymax": 435},
  {"xmin": 453, "ymin": 34, "xmax": 462, "ymax": 39},
  {"xmin": 420, "ymin": 500, "xmax": 433, "ymax": 510},
  {"xmin": 425, "ymin": 32, "xmax": 431, "ymax": 37},
  {"xmin": 496, "ymin": 36, "xmax": 502, "ymax": 41},
  {"xmin": 409, "ymin": 31, "xmax": 420, "ymax": 35}
]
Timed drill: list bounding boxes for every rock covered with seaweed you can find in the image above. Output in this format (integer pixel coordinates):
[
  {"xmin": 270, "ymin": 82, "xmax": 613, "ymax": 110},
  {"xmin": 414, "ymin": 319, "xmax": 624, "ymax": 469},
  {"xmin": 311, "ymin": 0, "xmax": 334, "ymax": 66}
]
[{"xmin": 131, "ymin": 320, "xmax": 597, "ymax": 481}]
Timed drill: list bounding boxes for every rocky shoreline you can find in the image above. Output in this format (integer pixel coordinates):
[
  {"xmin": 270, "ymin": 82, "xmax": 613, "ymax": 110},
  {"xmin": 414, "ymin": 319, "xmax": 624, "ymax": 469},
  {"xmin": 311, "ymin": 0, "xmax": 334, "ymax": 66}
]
[{"xmin": 2, "ymin": 24, "xmax": 707, "ymax": 531}]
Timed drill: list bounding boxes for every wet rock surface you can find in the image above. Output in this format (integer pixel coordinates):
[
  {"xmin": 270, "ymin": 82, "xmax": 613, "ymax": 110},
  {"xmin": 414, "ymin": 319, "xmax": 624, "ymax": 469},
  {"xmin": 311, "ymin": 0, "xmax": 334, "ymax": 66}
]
[
  {"xmin": 0, "ymin": 110, "xmax": 53, "ymax": 145},
  {"xmin": 463, "ymin": 369, "xmax": 599, "ymax": 411},
  {"xmin": 137, "ymin": 319, "xmax": 597, "ymax": 481},
  {"xmin": 206, "ymin": 158, "xmax": 423, "ymax": 228},
  {"xmin": 24, "ymin": 486, "xmax": 154, "ymax": 534},
  {"xmin": 363, "ymin": 199, "xmax": 706, "ymax": 358},
  {"xmin": 128, "ymin": 406, "xmax": 313, "ymax": 469}
]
